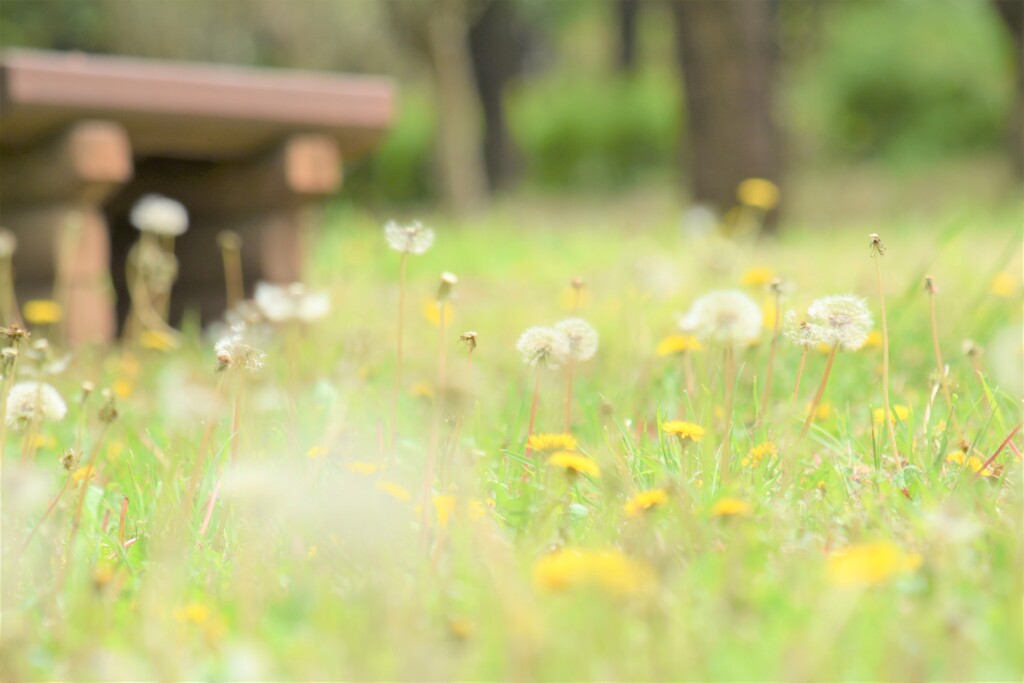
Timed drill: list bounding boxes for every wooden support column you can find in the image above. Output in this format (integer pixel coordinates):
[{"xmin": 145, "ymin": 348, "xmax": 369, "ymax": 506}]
[{"xmin": 0, "ymin": 120, "xmax": 133, "ymax": 345}]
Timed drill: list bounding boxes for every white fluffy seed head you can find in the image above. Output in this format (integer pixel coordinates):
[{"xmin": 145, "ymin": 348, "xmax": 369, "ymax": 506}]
[
  {"xmin": 783, "ymin": 310, "xmax": 817, "ymax": 348},
  {"xmin": 129, "ymin": 194, "xmax": 189, "ymax": 237},
  {"xmin": 215, "ymin": 330, "xmax": 266, "ymax": 373},
  {"xmin": 516, "ymin": 326, "xmax": 570, "ymax": 370},
  {"xmin": 679, "ymin": 289, "xmax": 762, "ymax": 346},
  {"xmin": 384, "ymin": 220, "xmax": 435, "ymax": 255},
  {"xmin": 254, "ymin": 281, "xmax": 330, "ymax": 324},
  {"xmin": 805, "ymin": 295, "xmax": 873, "ymax": 351},
  {"xmin": 555, "ymin": 317, "xmax": 599, "ymax": 362},
  {"xmin": 6, "ymin": 381, "xmax": 67, "ymax": 430}
]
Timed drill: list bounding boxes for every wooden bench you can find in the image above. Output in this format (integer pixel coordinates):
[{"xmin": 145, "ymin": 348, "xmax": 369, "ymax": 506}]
[{"xmin": 0, "ymin": 49, "xmax": 395, "ymax": 344}]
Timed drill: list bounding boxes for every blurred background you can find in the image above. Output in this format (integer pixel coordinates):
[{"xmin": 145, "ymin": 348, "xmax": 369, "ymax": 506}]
[{"xmin": 2, "ymin": 0, "xmax": 1022, "ymax": 225}]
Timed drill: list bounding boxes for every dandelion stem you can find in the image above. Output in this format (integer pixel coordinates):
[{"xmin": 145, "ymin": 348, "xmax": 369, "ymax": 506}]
[
  {"xmin": 219, "ymin": 231, "xmax": 244, "ymax": 310},
  {"xmin": 871, "ymin": 245, "xmax": 901, "ymax": 465},
  {"xmin": 21, "ymin": 470, "xmax": 73, "ymax": 552},
  {"xmin": 683, "ymin": 349, "xmax": 696, "ymax": 398},
  {"xmin": 721, "ymin": 346, "xmax": 735, "ymax": 482},
  {"xmin": 791, "ymin": 348, "xmax": 808, "ymax": 400},
  {"xmin": 759, "ymin": 287, "xmax": 782, "ymax": 425},
  {"xmin": 801, "ymin": 345, "xmax": 837, "ymax": 437},
  {"xmin": 564, "ymin": 358, "xmax": 576, "ymax": 433},
  {"xmin": 926, "ymin": 283, "xmax": 963, "ymax": 443},
  {"xmin": 392, "ymin": 253, "xmax": 408, "ymax": 443},
  {"xmin": 524, "ymin": 370, "xmax": 542, "ymax": 463}
]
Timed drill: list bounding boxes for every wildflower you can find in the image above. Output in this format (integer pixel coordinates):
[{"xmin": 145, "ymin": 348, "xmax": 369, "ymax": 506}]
[
  {"xmin": 254, "ymin": 281, "xmax": 330, "ymax": 324},
  {"xmin": 527, "ymin": 433, "xmax": 578, "ymax": 452},
  {"xmin": 624, "ymin": 489, "xmax": 668, "ymax": 517},
  {"xmin": 945, "ymin": 452, "xmax": 995, "ymax": 477},
  {"xmin": 214, "ymin": 330, "xmax": 266, "ymax": 373},
  {"xmin": 173, "ymin": 602, "xmax": 210, "ymax": 624},
  {"xmin": 863, "ymin": 330, "xmax": 883, "ymax": 349},
  {"xmin": 533, "ymin": 548, "xmax": 654, "ymax": 596},
  {"xmin": 422, "ymin": 299, "xmax": 454, "ymax": 327},
  {"xmin": 656, "ymin": 334, "xmax": 702, "ymax": 356},
  {"xmin": 806, "ymin": 295, "xmax": 873, "ymax": 351},
  {"xmin": 555, "ymin": 318, "xmax": 599, "ymax": 362},
  {"xmin": 740, "ymin": 266, "xmax": 775, "ymax": 287},
  {"xmin": 737, "ymin": 178, "xmax": 780, "ymax": 211},
  {"xmin": 811, "ymin": 401, "xmax": 834, "ymax": 421},
  {"xmin": 662, "ymin": 420, "xmax": 704, "ymax": 443},
  {"xmin": 710, "ymin": 498, "xmax": 751, "ymax": 517},
  {"xmin": 6, "ymin": 381, "xmax": 67, "ymax": 430},
  {"xmin": 72, "ymin": 465, "xmax": 96, "ymax": 485},
  {"xmin": 433, "ymin": 494, "xmax": 456, "ymax": 528},
  {"xmin": 23, "ymin": 300, "xmax": 63, "ymax": 325},
  {"xmin": 516, "ymin": 326, "xmax": 570, "ymax": 369},
  {"xmin": 548, "ymin": 451, "xmax": 600, "ymax": 477},
  {"xmin": 409, "ymin": 381, "xmax": 434, "ymax": 399},
  {"xmin": 827, "ymin": 542, "xmax": 922, "ymax": 587},
  {"xmin": 384, "ymin": 220, "xmax": 434, "ymax": 255},
  {"xmin": 139, "ymin": 328, "xmax": 178, "ymax": 351},
  {"xmin": 990, "ymin": 272, "xmax": 1015, "ymax": 298},
  {"xmin": 873, "ymin": 405, "xmax": 910, "ymax": 425},
  {"xmin": 376, "ymin": 480, "xmax": 411, "ymax": 502},
  {"xmin": 742, "ymin": 442, "xmax": 778, "ymax": 467},
  {"xmin": 961, "ymin": 339, "xmax": 982, "ymax": 358},
  {"xmin": 679, "ymin": 290, "xmax": 762, "ymax": 346},
  {"xmin": 130, "ymin": 194, "xmax": 188, "ymax": 236},
  {"xmin": 305, "ymin": 446, "xmax": 327, "ymax": 458},
  {"xmin": 347, "ymin": 461, "xmax": 379, "ymax": 475}
]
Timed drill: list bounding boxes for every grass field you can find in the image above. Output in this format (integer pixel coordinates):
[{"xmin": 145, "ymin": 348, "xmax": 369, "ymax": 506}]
[{"xmin": 2, "ymin": 189, "xmax": 1022, "ymax": 681}]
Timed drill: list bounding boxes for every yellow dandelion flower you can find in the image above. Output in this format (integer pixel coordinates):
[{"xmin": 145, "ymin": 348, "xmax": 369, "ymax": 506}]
[
  {"xmin": 827, "ymin": 542, "xmax": 922, "ymax": 587},
  {"xmin": 873, "ymin": 405, "xmax": 910, "ymax": 425},
  {"xmin": 448, "ymin": 616, "xmax": 474, "ymax": 640},
  {"xmin": 305, "ymin": 446, "xmax": 328, "ymax": 459},
  {"xmin": 740, "ymin": 266, "xmax": 775, "ymax": 287},
  {"xmin": 548, "ymin": 451, "xmax": 600, "ymax": 477},
  {"xmin": 376, "ymin": 480, "xmax": 411, "ymax": 502},
  {"xmin": 624, "ymin": 489, "xmax": 668, "ymax": 517},
  {"xmin": 559, "ymin": 286, "xmax": 591, "ymax": 311},
  {"xmin": 533, "ymin": 548, "xmax": 654, "ymax": 596},
  {"xmin": 113, "ymin": 379, "xmax": 133, "ymax": 399},
  {"xmin": 761, "ymin": 297, "xmax": 778, "ymax": 327},
  {"xmin": 306, "ymin": 545, "xmax": 318, "ymax": 559},
  {"xmin": 662, "ymin": 420, "xmax": 704, "ymax": 442},
  {"xmin": 711, "ymin": 498, "xmax": 751, "ymax": 517},
  {"xmin": 23, "ymin": 299, "xmax": 63, "ymax": 325},
  {"xmin": 946, "ymin": 452, "xmax": 995, "ymax": 477},
  {"xmin": 72, "ymin": 465, "xmax": 96, "ymax": 485},
  {"xmin": 409, "ymin": 381, "xmax": 434, "ymax": 399},
  {"xmin": 736, "ymin": 178, "xmax": 780, "ymax": 211},
  {"xmin": 32, "ymin": 434, "xmax": 56, "ymax": 450},
  {"xmin": 656, "ymin": 334, "xmax": 702, "ymax": 356},
  {"xmin": 348, "ymin": 461, "xmax": 379, "ymax": 475},
  {"xmin": 816, "ymin": 342, "xmax": 833, "ymax": 355},
  {"xmin": 467, "ymin": 498, "xmax": 488, "ymax": 520},
  {"xmin": 863, "ymin": 330, "xmax": 883, "ymax": 349},
  {"xmin": 422, "ymin": 299, "xmax": 454, "ymax": 327},
  {"xmin": 742, "ymin": 441, "xmax": 778, "ymax": 467},
  {"xmin": 139, "ymin": 329, "xmax": 179, "ymax": 351},
  {"xmin": 813, "ymin": 401, "xmax": 834, "ymax": 421},
  {"xmin": 173, "ymin": 602, "xmax": 210, "ymax": 624},
  {"xmin": 990, "ymin": 272, "xmax": 1016, "ymax": 298},
  {"xmin": 527, "ymin": 433, "xmax": 578, "ymax": 452},
  {"xmin": 433, "ymin": 494, "xmax": 457, "ymax": 529}
]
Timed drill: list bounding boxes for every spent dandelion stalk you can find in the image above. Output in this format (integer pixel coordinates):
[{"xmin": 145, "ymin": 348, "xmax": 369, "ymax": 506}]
[
  {"xmin": 758, "ymin": 279, "xmax": 785, "ymax": 426},
  {"xmin": 925, "ymin": 276, "xmax": 964, "ymax": 445},
  {"xmin": 517, "ymin": 326, "xmax": 569, "ymax": 464},
  {"xmin": 798, "ymin": 295, "xmax": 873, "ymax": 437},
  {"xmin": 421, "ymin": 272, "xmax": 457, "ymax": 535},
  {"xmin": 385, "ymin": 220, "xmax": 434, "ymax": 442},
  {"xmin": 218, "ymin": 231, "xmax": 245, "ymax": 310},
  {"xmin": 555, "ymin": 317, "xmax": 598, "ymax": 432},
  {"xmin": 869, "ymin": 234, "xmax": 901, "ymax": 465}
]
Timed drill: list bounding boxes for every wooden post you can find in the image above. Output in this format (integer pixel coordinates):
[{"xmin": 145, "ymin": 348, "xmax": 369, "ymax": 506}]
[{"xmin": 0, "ymin": 120, "xmax": 132, "ymax": 344}]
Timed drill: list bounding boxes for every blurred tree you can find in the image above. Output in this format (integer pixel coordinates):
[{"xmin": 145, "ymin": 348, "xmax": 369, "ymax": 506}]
[
  {"xmin": 615, "ymin": 0, "xmax": 640, "ymax": 72},
  {"xmin": 468, "ymin": 1, "xmax": 533, "ymax": 191},
  {"xmin": 670, "ymin": 0, "xmax": 783, "ymax": 227},
  {"xmin": 991, "ymin": 0, "xmax": 1023, "ymax": 177},
  {"xmin": 385, "ymin": 0, "xmax": 488, "ymax": 214}
]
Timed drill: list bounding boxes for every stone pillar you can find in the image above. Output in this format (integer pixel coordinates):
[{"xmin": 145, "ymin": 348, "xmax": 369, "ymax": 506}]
[{"xmin": 0, "ymin": 120, "xmax": 133, "ymax": 345}]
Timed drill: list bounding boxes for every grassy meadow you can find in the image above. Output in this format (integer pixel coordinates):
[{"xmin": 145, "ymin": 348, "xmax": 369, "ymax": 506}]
[{"xmin": 2, "ymin": 189, "xmax": 1023, "ymax": 681}]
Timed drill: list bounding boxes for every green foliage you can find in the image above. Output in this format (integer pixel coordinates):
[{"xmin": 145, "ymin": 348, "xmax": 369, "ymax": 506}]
[
  {"xmin": 508, "ymin": 69, "xmax": 682, "ymax": 191},
  {"xmin": 788, "ymin": 0, "xmax": 1013, "ymax": 165}
]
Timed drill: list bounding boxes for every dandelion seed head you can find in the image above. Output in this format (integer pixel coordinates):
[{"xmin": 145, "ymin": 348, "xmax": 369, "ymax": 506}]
[
  {"xmin": 516, "ymin": 326, "xmax": 570, "ymax": 370},
  {"xmin": 384, "ymin": 220, "xmax": 434, "ymax": 255},
  {"xmin": 6, "ymin": 381, "xmax": 67, "ymax": 430},
  {"xmin": 129, "ymin": 194, "xmax": 189, "ymax": 237},
  {"xmin": 214, "ymin": 329, "xmax": 266, "ymax": 373},
  {"xmin": 806, "ymin": 295, "xmax": 873, "ymax": 351},
  {"xmin": 680, "ymin": 289, "xmax": 762, "ymax": 346},
  {"xmin": 254, "ymin": 281, "xmax": 330, "ymax": 324},
  {"xmin": 555, "ymin": 317, "xmax": 598, "ymax": 362}
]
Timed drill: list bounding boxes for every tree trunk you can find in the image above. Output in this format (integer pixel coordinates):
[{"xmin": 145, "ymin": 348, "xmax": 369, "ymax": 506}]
[
  {"xmin": 428, "ymin": 1, "xmax": 488, "ymax": 214},
  {"xmin": 616, "ymin": 0, "xmax": 640, "ymax": 72},
  {"xmin": 991, "ymin": 0, "xmax": 1024, "ymax": 178},
  {"xmin": 671, "ymin": 0, "xmax": 783, "ymax": 228},
  {"xmin": 468, "ymin": 1, "xmax": 527, "ymax": 192}
]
